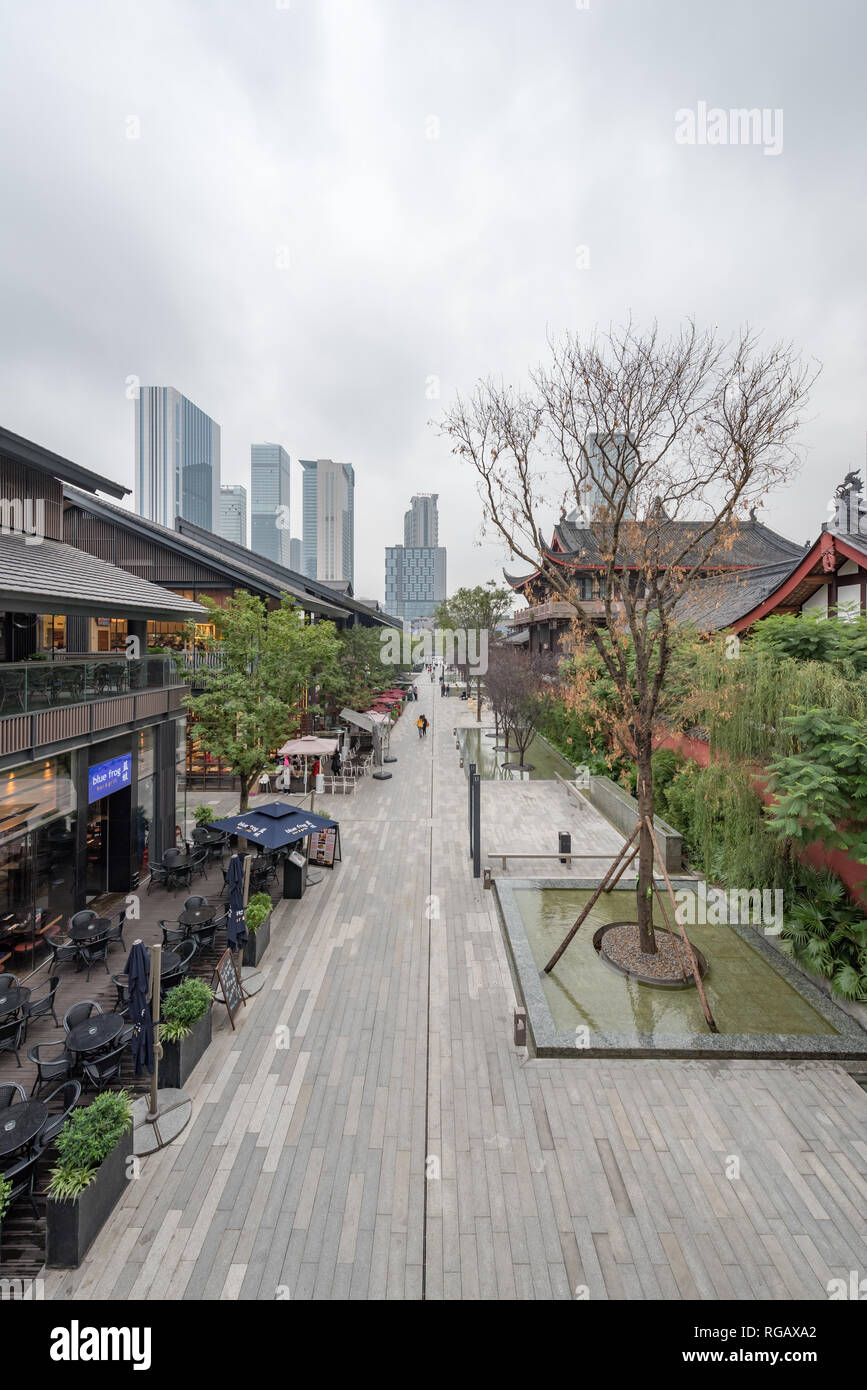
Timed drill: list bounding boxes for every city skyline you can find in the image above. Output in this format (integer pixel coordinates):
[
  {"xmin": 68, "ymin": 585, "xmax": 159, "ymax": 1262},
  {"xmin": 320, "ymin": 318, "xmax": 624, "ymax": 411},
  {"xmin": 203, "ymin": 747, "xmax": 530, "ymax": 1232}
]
[
  {"xmin": 2, "ymin": 2, "xmax": 863, "ymax": 602},
  {"xmin": 134, "ymin": 385, "xmax": 221, "ymax": 533}
]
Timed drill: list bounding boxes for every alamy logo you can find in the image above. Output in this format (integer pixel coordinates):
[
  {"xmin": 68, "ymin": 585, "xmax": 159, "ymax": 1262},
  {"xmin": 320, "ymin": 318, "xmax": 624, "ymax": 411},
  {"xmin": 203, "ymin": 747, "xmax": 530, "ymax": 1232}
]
[
  {"xmin": 380, "ymin": 624, "xmax": 489, "ymax": 675},
  {"xmin": 675, "ymin": 102, "xmax": 783, "ymax": 156},
  {"xmin": 50, "ymin": 1321, "xmax": 151, "ymax": 1370},
  {"xmin": 674, "ymin": 883, "xmax": 784, "ymax": 934},
  {"xmin": 0, "ymin": 497, "xmax": 45, "ymax": 545}
]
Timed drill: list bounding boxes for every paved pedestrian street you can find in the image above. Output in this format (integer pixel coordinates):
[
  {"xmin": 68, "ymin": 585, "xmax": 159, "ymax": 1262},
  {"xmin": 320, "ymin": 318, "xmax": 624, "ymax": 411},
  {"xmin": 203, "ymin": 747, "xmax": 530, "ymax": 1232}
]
[{"xmin": 42, "ymin": 683, "xmax": 867, "ymax": 1301}]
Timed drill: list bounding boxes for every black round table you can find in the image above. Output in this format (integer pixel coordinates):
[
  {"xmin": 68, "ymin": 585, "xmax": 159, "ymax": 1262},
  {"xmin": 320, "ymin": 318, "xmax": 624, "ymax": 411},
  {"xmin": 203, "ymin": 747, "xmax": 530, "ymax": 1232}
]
[
  {"xmin": 70, "ymin": 918, "xmax": 112, "ymax": 942},
  {"xmin": 178, "ymin": 906, "xmax": 216, "ymax": 928},
  {"xmin": 160, "ymin": 950, "xmax": 180, "ymax": 974},
  {"xmin": 67, "ymin": 1012, "xmax": 125, "ymax": 1056},
  {"xmin": 0, "ymin": 1100, "xmax": 47, "ymax": 1158},
  {"xmin": 0, "ymin": 984, "xmax": 30, "ymax": 1018}
]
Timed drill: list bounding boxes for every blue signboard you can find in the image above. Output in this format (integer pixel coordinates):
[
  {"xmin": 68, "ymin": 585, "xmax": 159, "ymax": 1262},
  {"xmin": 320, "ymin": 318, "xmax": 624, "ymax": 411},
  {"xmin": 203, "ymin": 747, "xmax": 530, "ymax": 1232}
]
[{"xmin": 88, "ymin": 754, "xmax": 132, "ymax": 804}]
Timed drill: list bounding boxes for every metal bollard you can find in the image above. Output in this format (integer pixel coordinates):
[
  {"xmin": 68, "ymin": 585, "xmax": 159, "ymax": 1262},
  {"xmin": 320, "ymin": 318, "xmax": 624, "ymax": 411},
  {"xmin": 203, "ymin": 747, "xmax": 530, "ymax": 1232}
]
[
  {"xmin": 514, "ymin": 1010, "xmax": 527, "ymax": 1047},
  {"xmin": 558, "ymin": 831, "xmax": 572, "ymax": 865},
  {"xmin": 483, "ymin": 866, "xmax": 492, "ymax": 890}
]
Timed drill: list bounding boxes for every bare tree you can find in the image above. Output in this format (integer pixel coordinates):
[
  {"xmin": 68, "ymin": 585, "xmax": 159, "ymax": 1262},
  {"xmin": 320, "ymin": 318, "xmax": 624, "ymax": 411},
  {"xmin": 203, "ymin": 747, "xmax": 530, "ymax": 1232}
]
[
  {"xmin": 442, "ymin": 320, "xmax": 816, "ymax": 954},
  {"xmin": 485, "ymin": 647, "xmax": 552, "ymax": 769}
]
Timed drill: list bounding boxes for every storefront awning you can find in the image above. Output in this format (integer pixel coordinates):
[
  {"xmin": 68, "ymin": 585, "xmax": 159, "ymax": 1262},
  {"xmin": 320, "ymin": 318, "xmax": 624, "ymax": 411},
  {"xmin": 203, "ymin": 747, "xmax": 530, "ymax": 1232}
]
[{"xmin": 339, "ymin": 708, "xmax": 377, "ymax": 735}]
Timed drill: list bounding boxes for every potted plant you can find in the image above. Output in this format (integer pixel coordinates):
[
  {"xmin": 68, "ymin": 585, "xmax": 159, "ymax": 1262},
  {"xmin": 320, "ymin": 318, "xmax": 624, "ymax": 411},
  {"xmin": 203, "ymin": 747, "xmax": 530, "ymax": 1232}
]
[
  {"xmin": 192, "ymin": 804, "xmax": 216, "ymax": 826},
  {"xmin": 159, "ymin": 977, "xmax": 215, "ymax": 1087},
  {"xmin": 46, "ymin": 1090, "xmax": 134, "ymax": 1268},
  {"xmin": 243, "ymin": 891, "xmax": 272, "ymax": 967}
]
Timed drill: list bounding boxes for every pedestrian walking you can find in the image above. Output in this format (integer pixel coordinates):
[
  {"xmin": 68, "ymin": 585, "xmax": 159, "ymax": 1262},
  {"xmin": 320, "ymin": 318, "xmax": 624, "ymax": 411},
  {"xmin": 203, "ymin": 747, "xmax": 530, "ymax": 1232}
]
[
  {"xmin": 421, "ymin": 714, "xmax": 429, "ymax": 738},
  {"xmin": 417, "ymin": 713, "xmax": 425, "ymax": 739}
]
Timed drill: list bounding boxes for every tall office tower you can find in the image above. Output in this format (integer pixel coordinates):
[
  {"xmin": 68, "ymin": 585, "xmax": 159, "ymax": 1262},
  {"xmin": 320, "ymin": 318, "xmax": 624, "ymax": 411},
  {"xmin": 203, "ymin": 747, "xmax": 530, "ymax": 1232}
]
[
  {"xmin": 403, "ymin": 493, "xmax": 439, "ymax": 548},
  {"xmin": 250, "ymin": 443, "xmax": 291, "ymax": 565},
  {"xmin": 567, "ymin": 432, "xmax": 638, "ymax": 520},
  {"xmin": 385, "ymin": 544, "xmax": 447, "ymax": 624},
  {"xmin": 289, "ymin": 536, "xmax": 302, "ymax": 571},
  {"xmin": 300, "ymin": 459, "xmax": 355, "ymax": 585},
  {"xmin": 219, "ymin": 485, "xmax": 247, "ymax": 547},
  {"xmin": 135, "ymin": 386, "xmax": 221, "ymax": 531}
]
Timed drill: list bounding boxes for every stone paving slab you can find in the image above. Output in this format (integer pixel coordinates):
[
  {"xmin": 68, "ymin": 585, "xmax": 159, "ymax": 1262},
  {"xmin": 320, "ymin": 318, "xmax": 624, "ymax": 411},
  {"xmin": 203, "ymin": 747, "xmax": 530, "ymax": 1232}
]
[{"xmin": 39, "ymin": 688, "xmax": 867, "ymax": 1300}]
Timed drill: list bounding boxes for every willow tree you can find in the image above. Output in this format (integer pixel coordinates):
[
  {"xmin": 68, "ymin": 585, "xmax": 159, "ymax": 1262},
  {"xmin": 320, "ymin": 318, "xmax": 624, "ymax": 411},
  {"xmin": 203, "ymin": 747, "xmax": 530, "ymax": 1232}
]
[{"xmin": 442, "ymin": 320, "xmax": 816, "ymax": 955}]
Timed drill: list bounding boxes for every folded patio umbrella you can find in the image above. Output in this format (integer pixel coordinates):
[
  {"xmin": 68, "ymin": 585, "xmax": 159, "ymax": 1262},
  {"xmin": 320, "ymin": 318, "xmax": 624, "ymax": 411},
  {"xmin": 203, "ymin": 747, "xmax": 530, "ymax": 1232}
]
[
  {"xmin": 226, "ymin": 853, "xmax": 248, "ymax": 952},
  {"xmin": 124, "ymin": 940, "xmax": 154, "ymax": 1076}
]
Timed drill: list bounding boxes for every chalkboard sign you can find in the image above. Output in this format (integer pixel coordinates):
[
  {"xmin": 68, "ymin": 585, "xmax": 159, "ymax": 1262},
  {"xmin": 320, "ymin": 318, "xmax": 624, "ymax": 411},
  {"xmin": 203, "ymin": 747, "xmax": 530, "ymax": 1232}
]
[
  {"xmin": 308, "ymin": 826, "xmax": 338, "ymax": 868},
  {"xmin": 213, "ymin": 948, "xmax": 245, "ymax": 1029}
]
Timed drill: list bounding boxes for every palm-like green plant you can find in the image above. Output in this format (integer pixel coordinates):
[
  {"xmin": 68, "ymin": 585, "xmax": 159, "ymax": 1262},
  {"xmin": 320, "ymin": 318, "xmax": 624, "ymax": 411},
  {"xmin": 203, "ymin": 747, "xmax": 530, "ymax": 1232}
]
[
  {"xmin": 0, "ymin": 1174, "xmax": 12, "ymax": 1224},
  {"xmin": 782, "ymin": 871, "xmax": 867, "ymax": 1000}
]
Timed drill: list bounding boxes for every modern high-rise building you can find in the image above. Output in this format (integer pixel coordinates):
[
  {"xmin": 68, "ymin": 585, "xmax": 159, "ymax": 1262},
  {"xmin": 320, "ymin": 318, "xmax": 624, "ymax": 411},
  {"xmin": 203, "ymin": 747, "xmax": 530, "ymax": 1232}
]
[
  {"xmin": 300, "ymin": 459, "xmax": 355, "ymax": 585},
  {"xmin": 567, "ymin": 431, "xmax": 638, "ymax": 520},
  {"xmin": 250, "ymin": 443, "xmax": 291, "ymax": 566},
  {"xmin": 219, "ymin": 485, "xmax": 247, "ymax": 547},
  {"xmin": 404, "ymin": 493, "xmax": 439, "ymax": 548},
  {"xmin": 385, "ymin": 548, "xmax": 447, "ymax": 624},
  {"xmin": 289, "ymin": 537, "xmax": 302, "ymax": 572},
  {"xmin": 135, "ymin": 386, "xmax": 221, "ymax": 531}
]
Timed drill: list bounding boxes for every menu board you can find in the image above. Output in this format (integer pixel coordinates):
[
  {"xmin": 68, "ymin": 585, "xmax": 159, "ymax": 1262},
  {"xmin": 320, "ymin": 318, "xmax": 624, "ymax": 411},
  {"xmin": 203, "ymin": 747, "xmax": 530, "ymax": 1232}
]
[
  {"xmin": 213, "ymin": 948, "xmax": 245, "ymax": 1029},
  {"xmin": 308, "ymin": 827, "xmax": 338, "ymax": 868}
]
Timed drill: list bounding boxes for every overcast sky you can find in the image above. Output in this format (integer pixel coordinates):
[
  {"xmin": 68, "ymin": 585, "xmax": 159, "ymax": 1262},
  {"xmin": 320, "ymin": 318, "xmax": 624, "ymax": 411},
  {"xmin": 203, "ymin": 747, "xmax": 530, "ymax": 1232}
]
[{"xmin": 0, "ymin": 0, "xmax": 864, "ymax": 602}]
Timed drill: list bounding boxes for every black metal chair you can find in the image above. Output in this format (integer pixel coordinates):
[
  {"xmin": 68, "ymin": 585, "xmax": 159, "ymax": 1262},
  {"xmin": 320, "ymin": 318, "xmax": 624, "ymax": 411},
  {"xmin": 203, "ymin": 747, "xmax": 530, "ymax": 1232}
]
[
  {"xmin": 0, "ymin": 1151, "xmax": 40, "ymax": 1217},
  {"xmin": 62, "ymin": 1000, "xmax": 103, "ymax": 1034},
  {"xmin": 0, "ymin": 1016, "xmax": 24, "ymax": 1067},
  {"xmin": 47, "ymin": 935, "xmax": 78, "ymax": 969},
  {"xmin": 22, "ymin": 975, "xmax": 62, "ymax": 1033},
  {"xmin": 147, "ymin": 862, "xmax": 169, "ymax": 895},
  {"xmin": 118, "ymin": 1022, "xmax": 136, "ymax": 1047},
  {"xmin": 160, "ymin": 921, "xmax": 187, "ymax": 948},
  {"xmin": 82, "ymin": 1044, "xmax": 126, "ymax": 1093},
  {"xmin": 0, "ymin": 1082, "xmax": 26, "ymax": 1107},
  {"xmin": 183, "ymin": 895, "xmax": 208, "ymax": 911},
  {"xmin": 110, "ymin": 973, "xmax": 130, "ymax": 1014},
  {"xmin": 189, "ymin": 850, "xmax": 208, "ymax": 882},
  {"xmin": 27, "ymin": 1040, "xmax": 73, "ymax": 1096},
  {"xmin": 0, "ymin": 973, "xmax": 17, "ymax": 988},
  {"xmin": 192, "ymin": 914, "xmax": 224, "ymax": 953},
  {"xmin": 69, "ymin": 909, "xmax": 98, "ymax": 933},
  {"xmin": 105, "ymin": 911, "xmax": 127, "ymax": 955},
  {"xmin": 79, "ymin": 934, "xmax": 111, "ymax": 982},
  {"xmin": 34, "ymin": 1079, "xmax": 81, "ymax": 1151},
  {"xmin": 174, "ymin": 940, "xmax": 197, "ymax": 977}
]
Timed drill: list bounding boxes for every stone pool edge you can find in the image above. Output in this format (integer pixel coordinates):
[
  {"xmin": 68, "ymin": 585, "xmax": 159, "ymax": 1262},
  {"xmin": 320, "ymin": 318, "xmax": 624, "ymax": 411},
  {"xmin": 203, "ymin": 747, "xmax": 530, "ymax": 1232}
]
[{"xmin": 493, "ymin": 876, "xmax": 867, "ymax": 1061}]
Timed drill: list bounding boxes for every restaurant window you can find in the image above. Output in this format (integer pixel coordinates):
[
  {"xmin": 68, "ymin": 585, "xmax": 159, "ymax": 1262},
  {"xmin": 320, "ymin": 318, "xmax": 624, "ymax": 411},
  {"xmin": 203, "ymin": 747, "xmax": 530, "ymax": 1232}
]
[
  {"xmin": 39, "ymin": 614, "xmax": 67, "ymax": 653},
  {"xmin": 0, "ymin": 755, "xmax": 76, "ymax": 977}
]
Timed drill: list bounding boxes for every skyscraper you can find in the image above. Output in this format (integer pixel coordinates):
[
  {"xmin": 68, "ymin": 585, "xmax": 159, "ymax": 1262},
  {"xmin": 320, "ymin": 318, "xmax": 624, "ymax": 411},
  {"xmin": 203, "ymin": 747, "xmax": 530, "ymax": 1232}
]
[
  {"xmin": 250, "ymin": 443, "xmax": 291, "ymax": 566},
  {"xmin": 404, "ymin": 493, "xmax": 439, "ymax": 547},
  {"xmin": 386, "ymin": 493, "xmax": 447, "ymax": 623},
  {"xmin": 300, "ymin": 459, "xmax": 355, "ymax": 585},
  {"xmin": 289, "ymin": 537, "xmax": 302, "ymax": 571},
  {"xmin": 135, "ymin": 386, "xmax": 221, "ymax": 531},
  {"xmin": 219, "ymin": 485, "xmax": 247, "ymax": 547},
  {"xmin": 385, "ymin": 545, "xmax": 447, "ymax": 624}
]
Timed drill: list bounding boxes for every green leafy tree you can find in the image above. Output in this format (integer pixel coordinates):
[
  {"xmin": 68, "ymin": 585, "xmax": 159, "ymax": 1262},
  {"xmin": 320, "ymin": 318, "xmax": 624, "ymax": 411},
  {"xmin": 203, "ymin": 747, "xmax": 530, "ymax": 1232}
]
[
  {"xmin": 764, "ymin": 710, "xmax": 867, "ymax": 864},
  {"xmin": 434, "ymin": 582, "xmax": 512, "ymax": 720},
  {"xmin": 184, "ymin": 591, "xmax": 342, "ymax": 812},
  {"xmin": 325, "ymin": 626, "xmax": 399, "ymax": 712}
]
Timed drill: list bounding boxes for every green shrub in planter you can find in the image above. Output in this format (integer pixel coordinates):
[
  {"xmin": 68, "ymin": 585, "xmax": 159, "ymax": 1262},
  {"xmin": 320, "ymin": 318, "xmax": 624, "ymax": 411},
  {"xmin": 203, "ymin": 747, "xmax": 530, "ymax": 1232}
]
[
  {"xmin": 193, "ymin": 804, "xmax": 216, "ymax": 825},
  {"xmin": 0, "ymin": 1174, "xmax": 12, "ymax": 1224},
  {"xmin": 161, "ymin": 977, "xmax": 214, "ymax": 1042},
  {"xmin": 245, "ymin": 892, "xmax": 272, "ymax": 934},
  {"xmin": 47, "ymin": 1091, "xmax": 133, "ymax": 1202}
]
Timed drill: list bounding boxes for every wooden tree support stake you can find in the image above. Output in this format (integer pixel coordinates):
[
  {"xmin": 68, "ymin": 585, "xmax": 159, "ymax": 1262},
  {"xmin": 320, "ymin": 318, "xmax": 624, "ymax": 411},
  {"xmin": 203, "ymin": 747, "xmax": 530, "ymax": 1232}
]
[
  {"xmin": 643, "ymin": 816, "xmax": 718, "ymax": 1034},
  {"xmin": 543, "ymin": 824, "xmax": 641, "ymax": 975}
]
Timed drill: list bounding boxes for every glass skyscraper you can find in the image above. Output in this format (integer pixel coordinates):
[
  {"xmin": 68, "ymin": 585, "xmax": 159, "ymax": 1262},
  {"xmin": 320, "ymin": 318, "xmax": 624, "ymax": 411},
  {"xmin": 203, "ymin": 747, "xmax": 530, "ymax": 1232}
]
[
  {"xmin": 219, "ymin": 484, "xmax": 247, "ymax": 547},
  {"xmin": 250, "ymin": 443, "xmax": 291, "ymax": 565},
  {"xmin": 135, "ymin": 386, "xmax": 221, "ymax": 532},
  {"xmin": 300, "ymin": 459, "xmax": 355, "ymax": 585}
]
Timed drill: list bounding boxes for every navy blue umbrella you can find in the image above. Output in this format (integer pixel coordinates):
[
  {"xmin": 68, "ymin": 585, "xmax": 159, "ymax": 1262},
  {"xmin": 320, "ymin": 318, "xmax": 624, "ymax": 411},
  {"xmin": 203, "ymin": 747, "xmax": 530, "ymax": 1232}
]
[
  {"xmin": 226, "ymin": 853, "xmax": 247, "ymax": 952},
  {"xmin": 124, "ymin": 941, "xmax": 154, "ymax": 1076},
  {"xmin": 211, "ymin": 801, "xmax": 340, "ymax": 851}
]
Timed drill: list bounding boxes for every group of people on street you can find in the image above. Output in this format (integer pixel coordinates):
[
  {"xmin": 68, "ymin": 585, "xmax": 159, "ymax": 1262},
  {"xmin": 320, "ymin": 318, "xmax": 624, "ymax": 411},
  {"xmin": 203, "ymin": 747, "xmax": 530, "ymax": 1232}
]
[{"xmin": 416, "ymin": 712, "xmax": 429, "ymax": 738}]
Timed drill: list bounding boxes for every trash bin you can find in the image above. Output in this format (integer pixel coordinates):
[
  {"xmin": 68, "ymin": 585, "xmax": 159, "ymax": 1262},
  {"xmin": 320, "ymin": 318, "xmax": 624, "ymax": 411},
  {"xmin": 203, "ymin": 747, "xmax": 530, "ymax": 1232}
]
[
  {"xmin": 315, "ymin": 773, "xmax": 325, "ymax": 794},
  {"xmin": 558, "ymin": 831, "xmax": 572, "ymax": 865}
]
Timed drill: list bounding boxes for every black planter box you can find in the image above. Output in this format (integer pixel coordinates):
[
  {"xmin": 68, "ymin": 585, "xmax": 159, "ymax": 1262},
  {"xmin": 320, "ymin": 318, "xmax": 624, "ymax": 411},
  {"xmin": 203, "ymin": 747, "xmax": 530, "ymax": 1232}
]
[
  {"xmin": 243, "ymin": 912, "xmax": 271, "ymax": 967},
  {"xmin": 159, "ymin": 1007, "xmax": 213, "ymax": 1088},
  {"xmin": 46, "ymin": 1129, "xmax": 133, "ymax": 1269}
]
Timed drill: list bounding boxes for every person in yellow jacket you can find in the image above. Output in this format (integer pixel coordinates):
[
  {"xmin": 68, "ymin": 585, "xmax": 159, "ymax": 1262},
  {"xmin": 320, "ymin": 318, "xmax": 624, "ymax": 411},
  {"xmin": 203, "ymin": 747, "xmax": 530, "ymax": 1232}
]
[{"xmin": 417, "ymin": 714, "xmax": 425, "ymax": 739}]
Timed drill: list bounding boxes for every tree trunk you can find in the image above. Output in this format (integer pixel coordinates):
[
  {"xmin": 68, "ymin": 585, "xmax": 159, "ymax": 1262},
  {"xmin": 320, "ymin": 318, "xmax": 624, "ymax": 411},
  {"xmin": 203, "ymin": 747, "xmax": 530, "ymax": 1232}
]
[
  {"xmin": 635, "ymin": 740, "xmax": 657, "ymax": 955},
  {"xmin": 476, "ymin": 675, "xmax": 482, "ymax": 721}
]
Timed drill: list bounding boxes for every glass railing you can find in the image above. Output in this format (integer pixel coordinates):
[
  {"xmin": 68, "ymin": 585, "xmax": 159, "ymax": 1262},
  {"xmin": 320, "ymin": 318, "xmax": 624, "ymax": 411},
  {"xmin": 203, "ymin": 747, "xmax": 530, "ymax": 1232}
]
[{"xmin": 0, "ymin": 656, "xmax": 182, "ymax": 716}]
